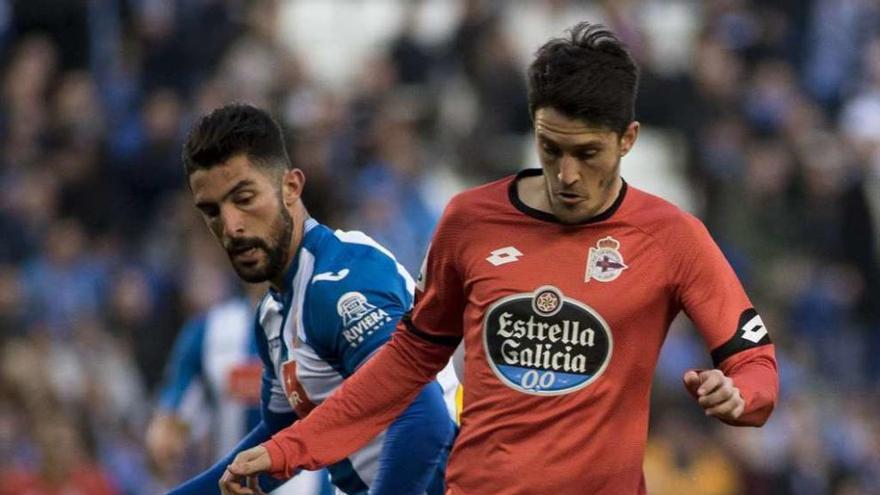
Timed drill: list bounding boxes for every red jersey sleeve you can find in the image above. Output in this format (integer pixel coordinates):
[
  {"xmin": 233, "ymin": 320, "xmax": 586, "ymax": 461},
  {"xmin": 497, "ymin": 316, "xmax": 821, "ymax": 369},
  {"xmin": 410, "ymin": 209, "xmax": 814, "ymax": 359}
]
[
  {"xmin": 261, "ymin": 198, "xmax": 467, "ymax": 477},
  {"xmin": 671, "ymin": 214, "xmax": 779, "ymax": 426},
  {"xmin": 407, "ymin": 196, "xmax": 467, "ymax": 344}
]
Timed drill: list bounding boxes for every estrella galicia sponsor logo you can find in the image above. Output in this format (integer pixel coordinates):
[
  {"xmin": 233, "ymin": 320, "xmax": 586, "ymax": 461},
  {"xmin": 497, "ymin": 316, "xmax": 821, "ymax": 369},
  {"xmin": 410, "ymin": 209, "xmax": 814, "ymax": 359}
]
[
  {"xmin": 337, "ymin": 291, "xmax": 392, "ymax": 347},
  {"xmin": 483, "ymin": 286, "xmax": 613, "ymax": 395}
]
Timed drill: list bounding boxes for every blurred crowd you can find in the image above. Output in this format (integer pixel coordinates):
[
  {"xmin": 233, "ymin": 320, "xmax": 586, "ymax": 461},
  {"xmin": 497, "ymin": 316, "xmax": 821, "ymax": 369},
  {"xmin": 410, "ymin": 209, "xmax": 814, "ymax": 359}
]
[{"xmin": 0, "ymin": 1, "xmax": 878, "ymax": 494}]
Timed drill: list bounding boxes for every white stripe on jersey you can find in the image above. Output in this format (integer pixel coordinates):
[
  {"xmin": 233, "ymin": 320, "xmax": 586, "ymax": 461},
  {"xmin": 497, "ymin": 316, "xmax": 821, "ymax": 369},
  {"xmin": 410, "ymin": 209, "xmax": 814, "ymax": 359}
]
[
  {"xmin": 292, "ymin": 248, "xmax": 315, "ymax": 344},
  {"xmin": 258, "ymin": 296, "xmax": 294, "ymax": 415}
]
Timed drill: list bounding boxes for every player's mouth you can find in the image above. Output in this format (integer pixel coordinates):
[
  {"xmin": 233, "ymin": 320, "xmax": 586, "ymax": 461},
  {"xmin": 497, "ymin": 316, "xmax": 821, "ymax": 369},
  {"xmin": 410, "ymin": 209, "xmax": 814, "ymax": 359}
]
[
  {"xmin": 555, "ymin": 191, "xmax": 585, "ymax": 206},
  {"xmin": 231, "ymin": 246, "xmax": 261, "ymax": 263}
]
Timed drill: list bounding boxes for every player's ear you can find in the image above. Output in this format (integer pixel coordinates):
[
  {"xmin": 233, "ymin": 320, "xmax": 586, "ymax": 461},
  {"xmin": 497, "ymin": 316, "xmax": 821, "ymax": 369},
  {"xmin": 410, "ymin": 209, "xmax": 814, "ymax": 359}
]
[
  {"xmin": 281, "ymin": 168, "xmax": 305, "ymax": 207},
  {"xmin": 618, "ymin": 121, "xmax": 640, "ymax": 157}
]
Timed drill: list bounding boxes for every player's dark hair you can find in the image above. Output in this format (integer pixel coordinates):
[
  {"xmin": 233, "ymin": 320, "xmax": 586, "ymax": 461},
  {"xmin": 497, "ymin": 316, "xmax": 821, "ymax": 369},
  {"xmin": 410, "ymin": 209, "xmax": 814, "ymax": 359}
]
[
  {"xmin": 527, "ymin": 22, "xmax": 639, "ymax": 134},
  {"xmin": 183, "ymin": 103, "xmax": 292, "ymax": 176}
]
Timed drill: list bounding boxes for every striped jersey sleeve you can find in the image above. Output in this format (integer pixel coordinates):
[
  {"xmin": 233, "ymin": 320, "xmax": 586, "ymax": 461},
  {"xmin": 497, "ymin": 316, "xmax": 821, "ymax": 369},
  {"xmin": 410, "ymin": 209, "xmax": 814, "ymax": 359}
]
[{"xmin": 303, "ymin": 230, "xmax": 415, "ymax": 375}]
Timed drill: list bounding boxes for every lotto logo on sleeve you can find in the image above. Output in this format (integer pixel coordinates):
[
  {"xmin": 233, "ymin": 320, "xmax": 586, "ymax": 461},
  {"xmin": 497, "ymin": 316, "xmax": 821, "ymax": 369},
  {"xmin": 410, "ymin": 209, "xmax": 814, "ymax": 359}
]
[
  {"xmin": 483, "ymin": 286, "xmax": 613, "ymax": 396},
  {"xmin": 740, "ymin": 313, "xmax": 767, "ymax": 343},
  {"xmin": 710, "ymin": 308, "xmax": 772, "ymax": 367},
  {"xmin": 337, "ymin": 292, "xmax": 393, "ymax": 347}
]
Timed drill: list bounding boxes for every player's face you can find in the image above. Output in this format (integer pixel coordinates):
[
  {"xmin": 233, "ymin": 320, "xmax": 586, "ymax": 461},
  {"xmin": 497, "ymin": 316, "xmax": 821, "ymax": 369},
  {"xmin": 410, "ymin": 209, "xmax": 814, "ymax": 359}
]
[
  {"xmin": 534, "ymin": 107, "xmax": 639, "ymax": 223},
  {"xmin": 189, "ymin": 154, "xmax": 299, "ymax": 284}
]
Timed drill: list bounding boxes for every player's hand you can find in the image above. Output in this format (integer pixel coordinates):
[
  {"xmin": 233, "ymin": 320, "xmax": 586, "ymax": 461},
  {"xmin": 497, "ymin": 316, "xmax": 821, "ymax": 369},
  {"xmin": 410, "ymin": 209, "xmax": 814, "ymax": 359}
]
[
  {"xmin": 220, "ymin": 446, "xmax": 271, "ymax": 494},
  {"xmin": 683, "ymin": 369, "xmax": 744, "ymax": 421},
  {"xmin": 218, "ymin": 469, "xmax": 266, "ymax": 495}
]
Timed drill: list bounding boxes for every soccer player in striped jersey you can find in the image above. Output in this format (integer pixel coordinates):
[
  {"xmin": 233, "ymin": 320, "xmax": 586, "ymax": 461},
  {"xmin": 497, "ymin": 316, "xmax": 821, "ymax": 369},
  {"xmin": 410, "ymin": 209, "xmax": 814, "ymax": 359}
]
[{"xmin": 170, "ymin": 104, "xmax": 457, "ymax": 495}]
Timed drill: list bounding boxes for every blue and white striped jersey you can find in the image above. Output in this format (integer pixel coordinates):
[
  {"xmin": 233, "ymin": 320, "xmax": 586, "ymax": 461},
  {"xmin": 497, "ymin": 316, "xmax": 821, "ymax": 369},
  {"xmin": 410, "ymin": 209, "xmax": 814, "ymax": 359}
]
[{"xmin": 255, "ymin": 219, "xmax": 458, "ymax": 494}]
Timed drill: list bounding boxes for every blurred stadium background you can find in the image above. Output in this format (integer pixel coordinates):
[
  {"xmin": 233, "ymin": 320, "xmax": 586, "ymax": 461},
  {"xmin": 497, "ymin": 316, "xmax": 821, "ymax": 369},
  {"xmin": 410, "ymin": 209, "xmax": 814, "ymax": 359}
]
[{"xmin": 1, "ymin": 0, "xmax": 879, "ymax": 494}]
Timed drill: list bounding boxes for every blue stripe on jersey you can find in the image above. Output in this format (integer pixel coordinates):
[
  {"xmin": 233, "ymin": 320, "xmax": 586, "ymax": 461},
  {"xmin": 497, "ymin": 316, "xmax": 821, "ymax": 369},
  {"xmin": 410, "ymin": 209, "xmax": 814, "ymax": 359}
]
[
  {"xmin": 158, "ymin": 315, "xmax": 207, "ymax": 411},
  {"xmin": 278, "ymin": 293, "xmax": 293, "ymax": 364}
]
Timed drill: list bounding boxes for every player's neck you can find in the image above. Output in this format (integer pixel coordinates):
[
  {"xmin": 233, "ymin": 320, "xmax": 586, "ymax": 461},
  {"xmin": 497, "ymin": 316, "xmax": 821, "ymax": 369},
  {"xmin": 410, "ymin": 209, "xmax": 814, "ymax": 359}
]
[
  {"xmin": 518, "ymin": 174, "xmax": 623, "ymax": 222},
  {"xmin": 268, "ymin": 210, "xmax": 307, "ymax": 293}
]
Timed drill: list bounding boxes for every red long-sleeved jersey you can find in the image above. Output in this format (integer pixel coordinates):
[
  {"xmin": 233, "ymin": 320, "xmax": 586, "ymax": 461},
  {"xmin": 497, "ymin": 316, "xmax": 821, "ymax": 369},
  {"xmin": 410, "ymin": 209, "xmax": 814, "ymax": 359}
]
[{"xmin": 263, "ymin": 170, "xmax": 778, "ymax": 495}]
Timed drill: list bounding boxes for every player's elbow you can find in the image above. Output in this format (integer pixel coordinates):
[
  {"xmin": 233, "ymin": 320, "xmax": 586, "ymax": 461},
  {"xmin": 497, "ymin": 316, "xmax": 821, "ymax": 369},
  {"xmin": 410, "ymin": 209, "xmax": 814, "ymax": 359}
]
[
  {"xmin": 751, "ymin": 369, "xmax": 780, "ymax": 426},
  {"xmin": 742, "ymin": 401, "xmax": 775, "ymax": 427},
  {"xmin": 725, "ymin": 352, "xmax": 780, "ymax": 427}
]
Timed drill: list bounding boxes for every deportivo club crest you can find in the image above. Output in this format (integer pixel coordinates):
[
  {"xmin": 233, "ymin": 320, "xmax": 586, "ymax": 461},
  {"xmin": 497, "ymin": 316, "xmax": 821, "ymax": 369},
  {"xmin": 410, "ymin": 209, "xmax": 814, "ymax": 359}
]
[{"xmin": 585, "ymin": 236, "xmax": 627, "ymax": 283}]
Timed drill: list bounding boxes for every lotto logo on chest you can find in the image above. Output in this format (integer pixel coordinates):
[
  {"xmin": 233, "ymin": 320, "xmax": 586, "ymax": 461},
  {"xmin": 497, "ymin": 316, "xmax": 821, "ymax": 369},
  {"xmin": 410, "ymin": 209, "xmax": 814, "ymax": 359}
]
[{"xmin": 483, "ymin": 286, "xmax": 613, "ymax": 395}]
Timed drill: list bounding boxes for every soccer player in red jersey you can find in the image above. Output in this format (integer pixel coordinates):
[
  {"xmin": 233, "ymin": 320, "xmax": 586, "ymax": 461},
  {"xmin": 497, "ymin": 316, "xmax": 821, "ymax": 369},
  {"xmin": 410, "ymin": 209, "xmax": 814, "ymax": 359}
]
[{"xmin": 221, "ymin": 22, "xmax": 779, "ymax": 495}]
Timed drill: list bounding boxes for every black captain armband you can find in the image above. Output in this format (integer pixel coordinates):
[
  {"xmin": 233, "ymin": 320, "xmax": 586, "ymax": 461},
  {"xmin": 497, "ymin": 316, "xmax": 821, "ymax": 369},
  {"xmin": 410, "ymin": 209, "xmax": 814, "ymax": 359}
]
[
  {"xmin": 710, "ymin": 308, "xmax": 772, "ymax": 368},
  {"xmin": 401, "ymin": 313, "xmax": 461, "ymax": 348}
]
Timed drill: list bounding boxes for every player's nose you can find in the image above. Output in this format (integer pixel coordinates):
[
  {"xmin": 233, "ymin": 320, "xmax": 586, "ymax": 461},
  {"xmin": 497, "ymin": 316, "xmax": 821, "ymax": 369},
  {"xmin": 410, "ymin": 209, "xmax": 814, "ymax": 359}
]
[
  {"xmin": 557, "ymin": 156, "xmax": 580, "ymax": 186},
  {"xmin": 220, "ymin": 206, "xmax": 246, "ymax": 239}
]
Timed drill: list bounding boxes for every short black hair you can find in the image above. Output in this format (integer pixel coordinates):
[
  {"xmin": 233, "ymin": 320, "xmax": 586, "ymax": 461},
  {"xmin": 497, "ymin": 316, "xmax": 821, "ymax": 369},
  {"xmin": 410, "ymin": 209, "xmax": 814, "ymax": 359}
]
[
  {"xmin": 182, "ymin": 103, "xmax": 292, "ymax": 176},
  {"xmin": 527, "ymin": 22, "xmax": 639, "ymax": 134}
]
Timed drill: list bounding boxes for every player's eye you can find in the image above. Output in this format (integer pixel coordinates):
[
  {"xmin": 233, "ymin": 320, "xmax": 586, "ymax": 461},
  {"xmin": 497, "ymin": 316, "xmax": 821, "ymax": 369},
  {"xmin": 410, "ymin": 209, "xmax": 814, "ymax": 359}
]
[
  {"xmin": 541, "ymin": 143, "xmax": 561, "ymax": 158},
  {"xmin": 234, "ymin": 193, "xmax": 255, "ymax": 206},
  {"xmin": 575, "ymin": 150, "xmax": 598, "ymax": 161}
]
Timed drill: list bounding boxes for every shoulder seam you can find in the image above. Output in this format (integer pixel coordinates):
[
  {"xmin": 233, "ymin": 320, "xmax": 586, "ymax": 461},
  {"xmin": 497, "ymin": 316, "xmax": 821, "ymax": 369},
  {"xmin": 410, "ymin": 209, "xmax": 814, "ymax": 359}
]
[{"xmin": 616, "ymin": 214, "xmax": 687, "ymax": 297}]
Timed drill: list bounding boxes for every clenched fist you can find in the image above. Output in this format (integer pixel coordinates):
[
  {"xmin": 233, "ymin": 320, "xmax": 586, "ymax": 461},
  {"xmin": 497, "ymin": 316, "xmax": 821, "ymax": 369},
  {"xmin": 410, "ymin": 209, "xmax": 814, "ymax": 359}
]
[{"xmin": 683, "ymin": 369, "xmax": 745, "ymax": 421}]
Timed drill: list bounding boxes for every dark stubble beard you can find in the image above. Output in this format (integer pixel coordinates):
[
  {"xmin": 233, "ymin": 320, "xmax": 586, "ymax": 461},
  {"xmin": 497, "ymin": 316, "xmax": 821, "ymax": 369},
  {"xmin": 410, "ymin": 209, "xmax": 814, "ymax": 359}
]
[{"xmin": 227, "ymin": 200, "xmax": 294, "ymax": 283}]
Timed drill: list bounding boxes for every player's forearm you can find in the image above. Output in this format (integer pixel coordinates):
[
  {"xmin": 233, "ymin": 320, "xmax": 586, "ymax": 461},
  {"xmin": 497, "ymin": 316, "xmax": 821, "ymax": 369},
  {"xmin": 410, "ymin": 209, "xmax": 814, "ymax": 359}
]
[
  {"xmin": 721, "ymin": 347, "xmax": 779, "ymax": 426},
  {"xmin": 262, "ymin": 328, "xmax": 456, "ymax": 478}
]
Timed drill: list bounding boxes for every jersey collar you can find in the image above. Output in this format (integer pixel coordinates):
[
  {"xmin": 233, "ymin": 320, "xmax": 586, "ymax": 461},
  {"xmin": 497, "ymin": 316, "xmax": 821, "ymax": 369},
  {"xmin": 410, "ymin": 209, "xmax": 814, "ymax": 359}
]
[{"xmin": 508, "ymin": 168, "xmax": 628, "ymax": 225}]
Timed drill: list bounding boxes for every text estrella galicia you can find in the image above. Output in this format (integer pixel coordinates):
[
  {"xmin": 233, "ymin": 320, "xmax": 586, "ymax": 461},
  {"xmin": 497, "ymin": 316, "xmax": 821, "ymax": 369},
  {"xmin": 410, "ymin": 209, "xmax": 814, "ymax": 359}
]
[{"xmin": 483, "ymin": 286, "xmax": 613, "ymax": 395}]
